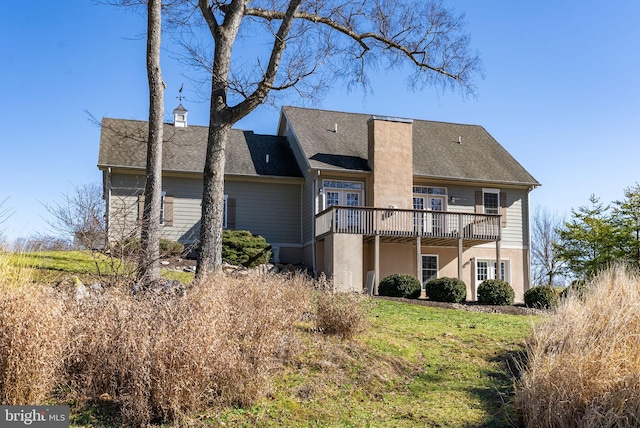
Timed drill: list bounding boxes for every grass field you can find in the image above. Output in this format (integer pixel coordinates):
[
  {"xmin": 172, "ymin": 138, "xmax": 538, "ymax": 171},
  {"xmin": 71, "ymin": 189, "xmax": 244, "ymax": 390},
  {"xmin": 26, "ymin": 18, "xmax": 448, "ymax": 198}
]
[
  {"xmin": 0, "ymin": 250, "xmax": 537, "ymax": 427},
  {"xmin": 206, "ymin": 300, "xmax": 535, "ymax": 427}
]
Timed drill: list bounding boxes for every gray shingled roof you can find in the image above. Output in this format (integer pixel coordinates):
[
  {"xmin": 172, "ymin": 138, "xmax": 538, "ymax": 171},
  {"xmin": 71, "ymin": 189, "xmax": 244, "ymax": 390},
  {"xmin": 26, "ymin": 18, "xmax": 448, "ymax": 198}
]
[
  {"xmin": 98, "ymin": 118, "xmax": 302, "ymax": 178},
  {"xmin": 281, "ymin": 106, "xmax": 540, "ymax": 187}
]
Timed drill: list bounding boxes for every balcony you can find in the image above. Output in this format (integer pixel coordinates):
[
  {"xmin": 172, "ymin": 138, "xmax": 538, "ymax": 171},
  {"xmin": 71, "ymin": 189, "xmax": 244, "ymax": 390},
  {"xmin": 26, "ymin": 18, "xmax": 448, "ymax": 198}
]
[{"xmin": 315, "ymin": 206, "xmax": 501, "ymax": 246}]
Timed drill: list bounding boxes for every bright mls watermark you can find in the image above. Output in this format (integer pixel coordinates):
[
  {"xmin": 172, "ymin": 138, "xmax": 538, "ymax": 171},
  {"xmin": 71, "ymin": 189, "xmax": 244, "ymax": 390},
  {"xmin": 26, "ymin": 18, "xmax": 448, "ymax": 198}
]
[{"xmin": 1, "ymin": 406, "xmax": 69, "ymax": 427}]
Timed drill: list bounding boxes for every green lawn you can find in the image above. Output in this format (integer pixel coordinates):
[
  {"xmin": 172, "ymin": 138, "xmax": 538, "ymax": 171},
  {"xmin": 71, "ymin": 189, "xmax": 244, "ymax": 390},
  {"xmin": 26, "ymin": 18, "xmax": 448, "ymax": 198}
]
[
  {"xmin": 208, "ymin": 300, "xmax": 536, "ymax": 427},
  {"xmin": 1, "ymin": 250, "xmax": 194, "ymax": 285}
]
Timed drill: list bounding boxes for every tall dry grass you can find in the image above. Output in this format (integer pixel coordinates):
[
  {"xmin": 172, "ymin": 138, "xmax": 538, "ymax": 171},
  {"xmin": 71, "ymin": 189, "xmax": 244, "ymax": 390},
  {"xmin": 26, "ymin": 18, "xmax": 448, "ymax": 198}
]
[
  {"xmin": 516, "ymin": 266, "xmax": 640, "ymax": 427},
  {"xmin": 0, "ymin": 253, "xmax": 314, "ymax": 425}
]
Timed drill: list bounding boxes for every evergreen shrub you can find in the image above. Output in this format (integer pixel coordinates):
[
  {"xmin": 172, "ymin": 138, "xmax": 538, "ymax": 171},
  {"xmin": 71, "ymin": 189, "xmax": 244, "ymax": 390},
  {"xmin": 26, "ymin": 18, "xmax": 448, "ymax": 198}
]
[{"xmin": 424, "ymin": 277, "xmax": 466, "ymax": 303}]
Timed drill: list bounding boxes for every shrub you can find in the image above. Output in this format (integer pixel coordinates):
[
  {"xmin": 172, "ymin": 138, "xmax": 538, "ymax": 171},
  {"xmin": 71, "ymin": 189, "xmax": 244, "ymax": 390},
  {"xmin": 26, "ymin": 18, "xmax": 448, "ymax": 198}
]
[
  {"xmin": 524, "ymin": 286, "xmax": 559, "ymax": 309},
  {"xmin": 516, "ymin": 266, "xmax": 640, "ymax": 427},
  {"xmin": 315, "ymin": 292, "xmax": 368, "ymax": 340},
  {"xmin": 222, "ymin": 230, "xmax": 271, "ymax": 268},
  {"xmin": 377, "ymin": 273, "xmax": 422, "ymax": 299},
  {"xmin": 424, "ymin": 277, "xmax": 466, "ymax": 303},
  {"xmin": 477, "ymin": 279, "xmax": 514, "ymax": 306},
  {"xmin": 159, "ymin": 238, "xmax": 184, "ymax": 257},
  {"xmin": 560, "ymin": 279, "xmax": 589, "ymax": 299}
]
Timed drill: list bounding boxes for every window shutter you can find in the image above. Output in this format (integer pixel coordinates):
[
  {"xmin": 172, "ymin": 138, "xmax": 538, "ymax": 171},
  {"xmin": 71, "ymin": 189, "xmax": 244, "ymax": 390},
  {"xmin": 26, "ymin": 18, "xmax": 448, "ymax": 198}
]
[
  {"xmin": 475, "ymin": 191, "xmax": 482, "ymax": 214},
  {"xmin": 227, "ymin": 198, "xmax": 236, "ymax": 229},
  {"xmin": 164, "ymin": 196, "xmax": 174, "ymax": 227},
  {"xmin": 500, "ymin": 192, "xmax": 507, "ymax": 227},
  {"xmin": 138, "ymin": 194, "xmax": 145, "ymax": 222}
]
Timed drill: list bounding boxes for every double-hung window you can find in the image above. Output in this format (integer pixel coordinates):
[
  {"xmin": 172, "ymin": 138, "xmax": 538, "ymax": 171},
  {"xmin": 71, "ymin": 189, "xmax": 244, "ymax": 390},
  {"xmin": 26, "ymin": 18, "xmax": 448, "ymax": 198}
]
[
  {"xmin": 483, "ymin": 189, "xmax": 500, "ymax": 215},
  {"xmin": 476, "ymin": 259, "xmax": 510, "ymax": 282}
]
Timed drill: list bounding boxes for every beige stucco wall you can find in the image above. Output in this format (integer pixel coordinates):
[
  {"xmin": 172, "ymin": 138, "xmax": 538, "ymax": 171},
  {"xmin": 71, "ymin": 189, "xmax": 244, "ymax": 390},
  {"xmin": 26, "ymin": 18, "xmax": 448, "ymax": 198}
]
[
  {"xmin": 366, "ymin": 118, "xmax": 413, "ymax": 209},
  {"xmin": 424, "ymin": 245, "xmax": 529, "ymax": 303},
  {"xmin": 324, "ymin": 234, "xmax": 363, "ymax": 292}
]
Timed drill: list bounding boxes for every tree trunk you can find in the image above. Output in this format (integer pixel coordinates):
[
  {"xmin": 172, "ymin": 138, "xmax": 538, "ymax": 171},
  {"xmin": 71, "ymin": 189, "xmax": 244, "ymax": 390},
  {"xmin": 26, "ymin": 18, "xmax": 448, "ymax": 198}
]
[
  {"xmin": 138, "ymin": 0, "xmax": 164, "ymax": 284},
  {"xmin": 195, "ymin": 122, "xmax": 230, "ymax": 283}
]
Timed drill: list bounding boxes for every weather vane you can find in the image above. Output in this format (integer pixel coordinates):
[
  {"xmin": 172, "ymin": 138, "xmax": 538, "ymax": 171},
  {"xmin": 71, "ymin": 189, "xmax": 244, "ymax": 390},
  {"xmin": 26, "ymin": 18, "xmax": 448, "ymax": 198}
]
[{"xmin": 177, "ymin": 83, "xmax": 184, "ymax": 103}]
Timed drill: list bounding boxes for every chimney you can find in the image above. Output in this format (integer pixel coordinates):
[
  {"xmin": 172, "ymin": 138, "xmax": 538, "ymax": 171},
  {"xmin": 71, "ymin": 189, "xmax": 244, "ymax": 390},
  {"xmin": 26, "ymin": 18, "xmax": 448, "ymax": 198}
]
[
  {"xmin": 366, "ymin": 115, "xmax": 414, "ymax": 209},
  {"xmin": 172, "ymin": 104, "xmax": 188, "ymax": 128}
]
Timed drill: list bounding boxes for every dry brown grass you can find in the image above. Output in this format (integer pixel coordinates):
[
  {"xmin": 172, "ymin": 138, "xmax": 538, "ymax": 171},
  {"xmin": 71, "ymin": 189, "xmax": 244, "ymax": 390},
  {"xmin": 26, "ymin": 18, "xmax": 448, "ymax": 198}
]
[
  {"xmin": 515, "ymin": 266, "xmax": 640, "ymax": 427},
  {"xmin": 0, "ymin": 285, "xmax": 71, "ymax": 405},
  {"xmin": 315, "ymin": 292, "xmax": 368, "ymax": 340},
  {"xmin": 0, "ymin": 253, "xmax": 317, "ymax": 425}
]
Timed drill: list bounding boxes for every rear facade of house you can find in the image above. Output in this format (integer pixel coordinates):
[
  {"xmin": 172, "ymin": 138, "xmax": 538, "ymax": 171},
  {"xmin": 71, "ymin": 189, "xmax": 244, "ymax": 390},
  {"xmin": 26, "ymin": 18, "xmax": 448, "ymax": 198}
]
[{"xmin": 98, "ymin": 105, "xmax": 539, "ymax": 301}]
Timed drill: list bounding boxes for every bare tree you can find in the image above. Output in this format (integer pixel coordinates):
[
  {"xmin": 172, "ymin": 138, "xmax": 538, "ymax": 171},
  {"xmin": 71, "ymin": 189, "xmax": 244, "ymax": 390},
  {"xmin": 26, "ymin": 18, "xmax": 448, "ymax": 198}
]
[
  {"xmin": 531, "ymin": 206, "xmax": 565, "ymax": 286},
  {"xmin": 177, "ymin": 0, "xmax": 483, "ymax": 282},
  {"xmin": 137, "ymin": 0, "xmax": 166, "ymax": 284},
  {"xmin": 44, "ymin": 183, "xmax": 106, "ymax": 250}
]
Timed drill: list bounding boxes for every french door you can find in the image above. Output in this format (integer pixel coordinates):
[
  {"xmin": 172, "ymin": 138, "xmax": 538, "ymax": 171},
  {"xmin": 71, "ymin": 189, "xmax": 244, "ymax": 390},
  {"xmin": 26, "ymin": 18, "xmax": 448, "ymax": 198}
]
[
  {"xmin": 413, "ymin": 195, "xmax": 446, "ymax": 234},
  {"xmin": 326, "ymin": 190, "xmax": 361, "ymax": 229}
]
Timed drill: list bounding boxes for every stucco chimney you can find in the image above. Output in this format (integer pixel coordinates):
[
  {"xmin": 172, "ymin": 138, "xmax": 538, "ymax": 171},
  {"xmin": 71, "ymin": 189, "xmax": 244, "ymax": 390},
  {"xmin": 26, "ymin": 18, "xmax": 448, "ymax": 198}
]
[
  {"xmin": 366, "ymin": 115, "xmax": 414, "ymax": 209},
  {"xmin": 172, "ymin": 104, "xmax": 188, "ymax": 128}
]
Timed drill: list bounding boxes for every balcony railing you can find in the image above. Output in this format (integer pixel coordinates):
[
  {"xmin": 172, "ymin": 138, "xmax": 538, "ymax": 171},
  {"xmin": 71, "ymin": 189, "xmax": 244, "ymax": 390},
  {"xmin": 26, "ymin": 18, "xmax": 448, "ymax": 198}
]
[{"xmin": 315, "ymin": 206, "xmax": 501, "ymax": 241}]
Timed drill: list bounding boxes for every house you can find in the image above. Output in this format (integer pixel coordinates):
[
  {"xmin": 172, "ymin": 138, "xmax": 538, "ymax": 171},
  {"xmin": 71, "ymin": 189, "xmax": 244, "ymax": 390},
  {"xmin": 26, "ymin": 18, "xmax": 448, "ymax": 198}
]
[{"xmin": 98, "ymin": 105, "xmax": 539, "ymax": 301}]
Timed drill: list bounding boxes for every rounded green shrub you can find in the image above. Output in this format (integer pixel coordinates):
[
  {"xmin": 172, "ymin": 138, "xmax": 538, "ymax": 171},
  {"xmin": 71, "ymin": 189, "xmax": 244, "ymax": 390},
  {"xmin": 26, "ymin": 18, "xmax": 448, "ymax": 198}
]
[
  {"xmin": 378, "ymin": 273, "xmax": 422, "ymax": 299},
  {"xmin": 524, "ymin": 286, "xmax": 559, "ymax": 309},
  {"xmin": 477, "ymin": 279, "xmax": 515, "ymax": 306},
  {"xmin": 222, "ymin": 230, "xmax": 272, "ymax": 268},
  {"xmin": 424, "ymin": 277, "xmax": 466, "ymax": 303},
  {"xmin": 159, "ymin": 239, "xmax": 184, "ymax": 257}
]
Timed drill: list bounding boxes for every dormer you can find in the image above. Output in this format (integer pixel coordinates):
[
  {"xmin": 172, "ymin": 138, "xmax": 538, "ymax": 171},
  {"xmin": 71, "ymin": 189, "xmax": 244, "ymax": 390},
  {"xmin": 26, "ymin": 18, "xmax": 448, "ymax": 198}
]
[{"xmin": 173, "ymin": 104, "xmax": 188, "ymax": 128}]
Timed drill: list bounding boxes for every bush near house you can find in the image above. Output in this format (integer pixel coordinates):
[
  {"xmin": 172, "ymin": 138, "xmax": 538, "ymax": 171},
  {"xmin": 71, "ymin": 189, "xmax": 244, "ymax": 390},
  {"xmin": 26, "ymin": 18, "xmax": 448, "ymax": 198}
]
[
  {"xmin": 424, "ymin": 277, "xmax": 466, "ymax": 303},
  {"xmin": 378, "ymin": 273, "xmax": 422, "ymax": 299},
  {"xmin": 477, "ymin": 279, "xmax": 515, "ymax": 306},
  {"xmin": 222, "ymin": 230, "xmax": 271, "ymax": 268},
  {"xmin": 524, "ymin": 286, "xmax": 559, "ymax": 309}
]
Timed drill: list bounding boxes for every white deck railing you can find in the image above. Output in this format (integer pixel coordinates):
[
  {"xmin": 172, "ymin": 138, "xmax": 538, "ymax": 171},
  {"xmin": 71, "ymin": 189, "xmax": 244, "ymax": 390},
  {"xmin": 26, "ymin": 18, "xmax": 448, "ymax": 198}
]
[{"xmin": 315, "ymin": 206, "xmax": 500, "ymax": 241}]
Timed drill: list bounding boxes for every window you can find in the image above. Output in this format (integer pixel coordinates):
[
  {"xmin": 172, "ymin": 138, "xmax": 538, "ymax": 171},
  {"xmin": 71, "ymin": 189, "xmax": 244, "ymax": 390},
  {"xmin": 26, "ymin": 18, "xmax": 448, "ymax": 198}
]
[
  {"xmin": 483, "ymin": 189, "xmax": 499, "ymax": 215},
  {"xmin": 476, "ymin": 259, "xmax": 510, "ymax": 282},
  {"xmin": 413, "ymin": 186, "xmax": 447, "ymax": 195},
  {"xmin": 422, "ymin": 255, "xmax": 438, "ymax": 288}
]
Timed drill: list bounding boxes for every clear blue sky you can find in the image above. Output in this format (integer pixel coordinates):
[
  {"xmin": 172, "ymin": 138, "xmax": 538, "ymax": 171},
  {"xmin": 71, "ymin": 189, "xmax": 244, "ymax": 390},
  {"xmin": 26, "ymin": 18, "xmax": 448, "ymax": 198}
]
[{"xmin": 1, "ymin": 1, "xmax": 639, "ymax": 242}]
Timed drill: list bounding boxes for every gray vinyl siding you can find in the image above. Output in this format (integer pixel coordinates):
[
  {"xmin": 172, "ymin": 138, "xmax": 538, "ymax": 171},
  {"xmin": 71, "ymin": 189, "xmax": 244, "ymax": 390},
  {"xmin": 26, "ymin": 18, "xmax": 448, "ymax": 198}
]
[
  {"xmin": 280, "ymin": 118, "xmax": 315, "ymax": 245},
  {"xmin": 107, "ymin": 172, "xmax": 302, "ymax": 246},
  {"xmin": 224, "ymin": 179, "xmax": 302, "ymax": 245}
]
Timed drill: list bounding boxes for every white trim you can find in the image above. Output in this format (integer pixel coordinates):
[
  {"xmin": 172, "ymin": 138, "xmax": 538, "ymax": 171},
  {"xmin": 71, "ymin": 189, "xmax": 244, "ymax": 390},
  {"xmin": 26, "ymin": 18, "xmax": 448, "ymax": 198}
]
[
  {"xmin": 223, "ymin": 194, "xmax": 228, "ymax": 229},
  {"xmin": 160, "ymin": 191, "xmax": 167, "ymax": 225}
]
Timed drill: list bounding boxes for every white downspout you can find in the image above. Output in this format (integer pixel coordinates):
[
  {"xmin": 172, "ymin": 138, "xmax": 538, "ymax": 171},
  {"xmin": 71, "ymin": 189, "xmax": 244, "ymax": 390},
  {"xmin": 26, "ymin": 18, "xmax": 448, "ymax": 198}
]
[{"xmin": 311, "ymin": 171, "xmax": 319, "ymax": 278}]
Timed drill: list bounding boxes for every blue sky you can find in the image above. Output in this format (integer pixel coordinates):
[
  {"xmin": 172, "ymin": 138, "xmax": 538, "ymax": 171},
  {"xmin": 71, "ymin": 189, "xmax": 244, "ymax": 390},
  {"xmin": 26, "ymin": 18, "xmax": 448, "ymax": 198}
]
[{"xmin": 1, "ymin": 1, "xmax": 639, "ymax": 242}]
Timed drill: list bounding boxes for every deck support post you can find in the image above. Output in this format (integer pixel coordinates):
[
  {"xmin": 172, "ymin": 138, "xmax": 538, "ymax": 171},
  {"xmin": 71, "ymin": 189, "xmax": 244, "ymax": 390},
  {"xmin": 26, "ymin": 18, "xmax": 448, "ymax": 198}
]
[
  {"xmin": 416, "ymin": 236, "xmax": 421, "ymax": 286},
  {"xmin": 374, "ymin": 234, "xmax": 380, "ymax": 295},
  {"xmin": 458, "ymin": 237, "xmax": 463, "ymax": 280}
]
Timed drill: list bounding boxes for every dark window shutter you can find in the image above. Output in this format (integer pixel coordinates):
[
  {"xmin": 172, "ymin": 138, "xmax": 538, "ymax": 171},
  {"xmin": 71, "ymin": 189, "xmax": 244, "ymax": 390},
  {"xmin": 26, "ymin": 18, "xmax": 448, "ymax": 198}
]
[
  {"xmin": 475, "ymin": 191, "xmax": 482, "ymax": 214},
  {"xmin": 500, "ymin": 192, "xmax": 507, "ymax": 227},
  {"xmin": 164, "ymin": 196, "xmax": 174, "ymax": 227},
  {"xmin": 226, "ymin": 198, "xmax": 236, "ymax": 229},
  {"xmin": 138, "ymin": 194, "xmax": 145, "ymax": 222}
]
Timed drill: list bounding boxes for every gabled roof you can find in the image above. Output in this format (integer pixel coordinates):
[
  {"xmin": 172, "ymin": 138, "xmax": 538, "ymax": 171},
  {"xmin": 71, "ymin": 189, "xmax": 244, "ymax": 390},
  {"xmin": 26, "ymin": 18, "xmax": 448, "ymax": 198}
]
[
  {"xmin": 281, "ymin": 106, "xmax": 540, "ymax": 187},
  {"xmin": 98, "ymin": 118, "xmax": 303, "ymax": 178}
]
